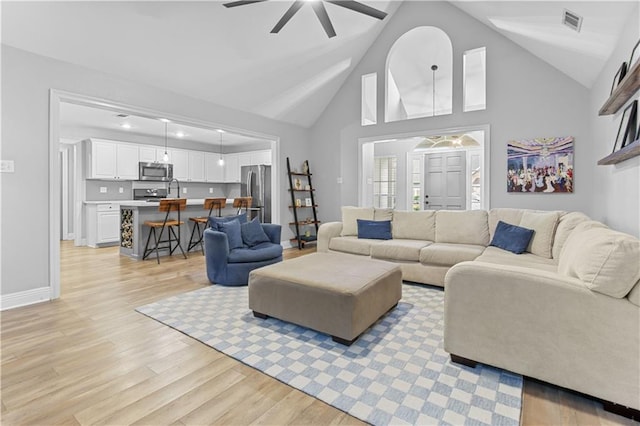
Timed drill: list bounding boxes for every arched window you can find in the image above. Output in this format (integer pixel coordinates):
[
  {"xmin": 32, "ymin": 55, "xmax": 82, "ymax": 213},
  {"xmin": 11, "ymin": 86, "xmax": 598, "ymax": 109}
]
[{"xmin": 385, "ymin": 26, "xmax": 453, "ymax": 122}]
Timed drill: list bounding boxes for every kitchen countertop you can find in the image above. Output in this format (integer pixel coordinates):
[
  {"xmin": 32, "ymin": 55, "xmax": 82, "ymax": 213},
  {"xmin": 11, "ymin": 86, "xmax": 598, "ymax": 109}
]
[{"xmin": 84, "ymin": 198, "xmax": 234, "ymax": 207}]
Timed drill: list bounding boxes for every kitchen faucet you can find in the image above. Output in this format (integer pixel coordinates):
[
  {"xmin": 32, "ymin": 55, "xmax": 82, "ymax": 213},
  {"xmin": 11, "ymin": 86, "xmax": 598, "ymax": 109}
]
[{"xmin": 168, "ymin": 178, "xmax": 181, "ymax": 198}]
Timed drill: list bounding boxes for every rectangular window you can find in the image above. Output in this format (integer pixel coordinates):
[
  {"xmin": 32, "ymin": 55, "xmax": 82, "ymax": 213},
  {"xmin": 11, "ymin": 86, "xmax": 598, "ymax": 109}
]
[
  {"xmin": 463, "ymin": 47, "xmax": 486, "ymax": 112},
  {"xmin": 361, "ymin": 73, "xmax": 377, "ymax": 126},
  {"xmin": 373, "ymin": 156, "xmax": 396, "ymax": 208}
]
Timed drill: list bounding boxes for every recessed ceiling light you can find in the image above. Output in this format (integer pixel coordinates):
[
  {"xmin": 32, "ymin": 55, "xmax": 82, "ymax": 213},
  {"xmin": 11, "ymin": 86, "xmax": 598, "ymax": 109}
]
[
  {"xmin": 159, "ymin": 118, "xmax": 171, "ymax": 123},
  {"xmin": 176, "ymin": 131, "xmax": 185, "ymax": 138},
  {"xmin": 217, "ymin": 129, "xmax": 226, "ymax": 133},
  {"xmin": 120, "ymin": 123, "xmax": 132, "ymax": 129}
]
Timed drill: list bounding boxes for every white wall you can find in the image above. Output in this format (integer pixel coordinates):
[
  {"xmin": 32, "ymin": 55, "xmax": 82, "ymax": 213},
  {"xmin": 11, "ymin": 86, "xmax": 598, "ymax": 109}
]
[
  {"xmin": 310, "ymin": 1, "xmax": 592, "ymax": 222},
  {"xmin": 1, "ymin": 45, "xmax": 310, "ymax": 297},
  {"xmin": 588, "ymin": 6, "xmax": 640, "ymax": 237}
]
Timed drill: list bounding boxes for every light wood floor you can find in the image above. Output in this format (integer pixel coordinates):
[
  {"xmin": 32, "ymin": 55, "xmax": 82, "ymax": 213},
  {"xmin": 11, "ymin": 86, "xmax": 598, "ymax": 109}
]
[{"xmin": 0, "ymin": 241, "xmax": 636, "ymax": 425}]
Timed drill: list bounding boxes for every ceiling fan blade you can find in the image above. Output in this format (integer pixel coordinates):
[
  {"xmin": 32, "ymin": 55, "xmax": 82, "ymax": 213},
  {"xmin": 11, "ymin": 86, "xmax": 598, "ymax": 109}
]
[
  {"xmin": 223, "ymin": 0, "xmax": 268, "ymax": 8},
  {"xmin": 271, "ymin": 0, "xmax": 304, "ymax": 34},
  {"xmin": 311, "ymin": 2, "xmax": 336, "ymax": 38},
  {"xmin": 325, "ymin": 0, "xmax": 387, "ymax": 20}
]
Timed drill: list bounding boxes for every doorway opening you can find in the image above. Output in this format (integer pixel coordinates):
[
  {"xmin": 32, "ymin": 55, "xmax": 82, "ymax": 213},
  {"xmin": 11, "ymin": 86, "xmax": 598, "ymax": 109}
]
[
  {"xmin": 50, "ymin": 90, "xmax": 280, "ymax": 299},
  {"xmin": 358, "ymin": 125, "xmax": 490, "ymax": 211}
]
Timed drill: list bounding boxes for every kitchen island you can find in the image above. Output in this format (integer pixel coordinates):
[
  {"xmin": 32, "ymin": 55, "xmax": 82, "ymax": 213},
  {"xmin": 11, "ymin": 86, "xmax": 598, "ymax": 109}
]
[{"xmin": 119, "ymin": 198, "xmax": 235, "ymax": 260}]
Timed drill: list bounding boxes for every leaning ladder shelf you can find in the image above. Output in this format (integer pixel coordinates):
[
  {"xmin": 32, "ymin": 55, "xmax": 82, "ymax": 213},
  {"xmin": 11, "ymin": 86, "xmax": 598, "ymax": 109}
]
[{"xmin": 287, "ymin": 157, "xmax": 320, "ymax": 249}]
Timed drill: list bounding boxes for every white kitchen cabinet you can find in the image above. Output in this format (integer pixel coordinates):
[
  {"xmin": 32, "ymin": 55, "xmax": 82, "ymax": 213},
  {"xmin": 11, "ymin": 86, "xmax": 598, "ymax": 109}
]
[
  {"xmin": 251, "ymin": 150, "xmax": 271, "ymax": 165},
  {"xmin": 139, "ymin": 146, "xmax": 157, "ymax": 163},
  {"xmin": 224, "ymin": 153, "xmax": 240, "ymax": 183},
  {"xmin": 205, "ymin": 153, "xmax": 225, "ymax": 182},
  {"xmin": 86, "ymin": 203, "xmax": 120, "ymax": 247},
  {"xmin": 86, "ymin": 139, "xmax": 140, "ymax": 180},
  {"xmin": 116, "ymin": 144, "xmax": 139, "ymax": 180},
  {"xmin": 170, "ymin": 149, "xmax": 189, "ymax": 181},
  {"xmin": 188, "ymin": 151, "xmax": 206, "ymax": 182},
  {"xmin": 238, "ymin": 152, "xmax": 252, "ymax": 169}
]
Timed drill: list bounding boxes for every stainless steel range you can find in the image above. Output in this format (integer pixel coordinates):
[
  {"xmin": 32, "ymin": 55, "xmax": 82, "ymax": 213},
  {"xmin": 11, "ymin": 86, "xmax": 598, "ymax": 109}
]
[{"xmin": 133, "ymin": 188, "xmax": 168, "ymax": 202}]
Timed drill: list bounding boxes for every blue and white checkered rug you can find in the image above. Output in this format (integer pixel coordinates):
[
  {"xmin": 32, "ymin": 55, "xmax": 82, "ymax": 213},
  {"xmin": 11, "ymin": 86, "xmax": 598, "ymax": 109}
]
[{"xmin": 137, "ymin": 283, "xmax": 522, "ymax": 425}]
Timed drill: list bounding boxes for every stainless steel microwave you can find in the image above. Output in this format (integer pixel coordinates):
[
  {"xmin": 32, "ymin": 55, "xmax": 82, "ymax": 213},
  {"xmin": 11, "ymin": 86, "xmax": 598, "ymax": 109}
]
[{"xmin": 139, "ymin": 162, "xmax": 173, "ymax": 181}]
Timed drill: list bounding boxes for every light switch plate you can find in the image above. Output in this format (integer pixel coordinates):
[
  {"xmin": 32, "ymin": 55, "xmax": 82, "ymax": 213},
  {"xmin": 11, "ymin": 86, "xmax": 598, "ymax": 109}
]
[
  {"xmin": 119, "ymin": 187, "xmax": 124, "ymax": 194},
  {"xmin": 209, "ymin": 188, "xmax": 213, "ymax": 193},
  {"xmin": 182, "ymin": 187, "xmax": 187, "ymax": 194},
  {"xmin": 337, "ymin": 177, "xmax": 343, "ymax": 184},
  {"xmin": 100, "ymin": 187, "xmax": 107, "ymax": 193},
  {"xmin": 366, "ymin": 177, "xmax": 373, "ymax": 184},
  {"xmin": 0, "ymin": 160, "xmax": 15, "ymax": 173}
]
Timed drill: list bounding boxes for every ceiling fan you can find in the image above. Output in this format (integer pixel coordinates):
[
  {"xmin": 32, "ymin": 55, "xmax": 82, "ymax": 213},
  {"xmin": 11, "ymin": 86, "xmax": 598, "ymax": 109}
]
[{"xmin": 223, "ymin": 0, "xmax": 387, "ymax": 38}]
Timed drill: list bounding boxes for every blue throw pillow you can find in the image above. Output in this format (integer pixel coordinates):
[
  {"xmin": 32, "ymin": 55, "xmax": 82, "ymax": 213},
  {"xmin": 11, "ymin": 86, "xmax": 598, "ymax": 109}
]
[
  {"xmin": 208, "ymin": 213, "xmax": 248, "ymax": 231},
  {"xmin": 490, "ymin": 220, "xmax": 535, "ymax": 254},
  {"xmin": 241, "ymin": 218, "xmax": 271, "ymax": 247},
  {"xmin": 220, "ymin": 219, "xmax": 244, "ymax": 250},
  {"xmin": 357, "ymin": 219, "xmax": 392, "ymax": 240}
]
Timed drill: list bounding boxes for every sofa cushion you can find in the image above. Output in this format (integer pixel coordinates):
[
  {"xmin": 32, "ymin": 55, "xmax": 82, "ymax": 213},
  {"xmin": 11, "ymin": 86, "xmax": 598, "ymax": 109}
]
[
  {"xmin": 241, "ymin": 218, "xmax": 271, "ymax": 247},
  {"xmin": 227, "ymin": 242, "xmax": 283, "ymax": 263},
  {"xmin": 476, "ymin": 246, "xmax": 557, "ymax": 272},
  {"xmin": 559, "ymin": 222, "xmax": 640, "ymax": 298},
  {"xmin": 420, "ymin": 243, "xmax": 485, "ymax": 266},
  {"xmin": 392, "ymin": 210, "xmax": 436, "ymax": 241},
  {"xmin": 628, "ymin": 282, "xmax": 640, "ymax": 307},
  {"xmin": 490, "ymin": 221, "xmax": 534, "ymax": 254},
  {"xmin": 329, "ymin": 236, "xmax": 381, "ymax": 256},
  {"xmin": 371, "ymin": 239, "xmax": 432, "ymax": 262},
  {"xmin": 341, "ymin": 207, "xmax": 374, "ymax": 236},
  {"xmin": 519, "ymin": 210, "xmax": 560, "ymax": 259},
  {"xmin": 435, "ymin": 210, "xmax": 489, "ymax": 246},
  {"xmin": 220, "ymin": 219, "xmax": 244, "ymax": 250},
  {"xmin": 488, "ymin": 208, "xmax": 525, "ymax": 241},
  {"xmin": 357, "ymin": 219, "xmax": 392, "ymax": 240},
  {"xmin": 552, "ymin": 211, "xmax": 591, "ymax": 259},
  {"xmin": 374, "ymin": 208, "xmax": 394, "ymax": 221}
]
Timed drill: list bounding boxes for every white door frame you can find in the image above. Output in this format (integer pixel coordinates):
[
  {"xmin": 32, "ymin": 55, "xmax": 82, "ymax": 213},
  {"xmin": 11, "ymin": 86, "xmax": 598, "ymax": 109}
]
[
  {"xmin": 357, "ymin": 124, "xmax": 490, "ymax": 209},
  {"xmin": 49, "ymin": 89, "xmax": 281, "ymax": 299}
]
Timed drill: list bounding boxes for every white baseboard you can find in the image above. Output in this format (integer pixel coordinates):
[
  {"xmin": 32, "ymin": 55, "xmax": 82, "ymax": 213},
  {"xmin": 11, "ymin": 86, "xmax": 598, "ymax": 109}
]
[{"xmin": 0, "ymin": 287, "xmax": 52, "ymax": 311}]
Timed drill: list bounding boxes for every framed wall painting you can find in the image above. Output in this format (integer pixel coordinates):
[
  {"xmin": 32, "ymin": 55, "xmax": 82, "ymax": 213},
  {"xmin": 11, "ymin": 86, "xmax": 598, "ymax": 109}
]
[
  {"xmin": 629, "ymin": 39, "xmax": 640, "ymax": 71},
  {"xmin": 507, "ymin": 136, "xmax": 574, "ymax": 193},
  {"xmin": 610, "ymin": 62, "xmax": 628, "ymax": 95},
  {"xmin": 614, "ymin": 100, "xmax": 638, "ymax": 152}
]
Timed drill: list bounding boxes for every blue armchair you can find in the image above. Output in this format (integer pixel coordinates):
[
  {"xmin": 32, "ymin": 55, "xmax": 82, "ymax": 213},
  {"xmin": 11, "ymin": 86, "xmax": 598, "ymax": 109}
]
[{"xmin": 204, "ymin": 223, "xmax": 283, "ymax": 286}]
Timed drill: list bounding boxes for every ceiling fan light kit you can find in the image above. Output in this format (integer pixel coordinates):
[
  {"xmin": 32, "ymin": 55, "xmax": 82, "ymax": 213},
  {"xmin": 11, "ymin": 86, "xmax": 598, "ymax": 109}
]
[{"xmin": 223, "ymin": 0, "xmax": 387, "ymax": 38}]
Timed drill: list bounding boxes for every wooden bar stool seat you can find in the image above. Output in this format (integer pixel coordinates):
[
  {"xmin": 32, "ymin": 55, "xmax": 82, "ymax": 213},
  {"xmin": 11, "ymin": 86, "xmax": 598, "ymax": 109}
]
[
  {"xmin": 188, "ymin": 198, "xmax": 226, "ymax": 254},
  {"xmin": 233, "ymin": 197, "xmax": 252, "ymax": 215},
  {"xmin": 142, "ymin": 198, "xmax": 187, "ymax": 264}
]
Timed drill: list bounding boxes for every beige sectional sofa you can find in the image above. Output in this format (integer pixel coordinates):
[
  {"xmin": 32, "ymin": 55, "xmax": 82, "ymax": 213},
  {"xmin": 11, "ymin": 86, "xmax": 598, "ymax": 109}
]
[{"xmin": 317, "ymin": 207, "xmax": 640, "ymax": 414}]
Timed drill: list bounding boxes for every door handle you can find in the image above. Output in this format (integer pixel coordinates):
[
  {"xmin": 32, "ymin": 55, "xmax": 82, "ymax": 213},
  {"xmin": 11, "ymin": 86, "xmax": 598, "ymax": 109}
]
[
  {"xmin": 425, "ymin": 201, "xmax": 429, "ymax": 205},
  {"xmin": 425, "ymin": 195, "xmax": 429, "ymax": 198}
]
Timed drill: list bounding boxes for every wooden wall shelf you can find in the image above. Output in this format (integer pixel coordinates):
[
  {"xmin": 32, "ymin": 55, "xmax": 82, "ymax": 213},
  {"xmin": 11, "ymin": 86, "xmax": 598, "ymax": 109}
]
[
  {"xmin": 599, "ymin": 61, "xmax": 640, "ymax": 116},
  {"xmin": 598, "ymin": 139, "xmax": 640, "ymax": 165}
]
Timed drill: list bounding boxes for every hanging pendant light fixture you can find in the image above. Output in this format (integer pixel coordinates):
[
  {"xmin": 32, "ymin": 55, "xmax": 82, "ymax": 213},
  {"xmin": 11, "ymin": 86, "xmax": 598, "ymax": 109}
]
[
  {"xmin": 217, "ymin": 129, "xmax": 225, "ymax": 166},
  {"xmin": 161, "ymin": 119, "xmax": 170, "ymax": 163},
  {"xmin": 431, "ymin": 64, "xmax": 438, "ymax": 117}
]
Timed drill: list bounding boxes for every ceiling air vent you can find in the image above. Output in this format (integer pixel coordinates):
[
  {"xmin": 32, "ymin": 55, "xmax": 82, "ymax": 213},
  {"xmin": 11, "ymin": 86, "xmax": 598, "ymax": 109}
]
[
  {"xmin": 115, "ymin": 113, "xmax": 129, "ymax": 118},
  {"xmin": 562, "ymin": 9, "xmax": 582, "ymax": 32}
]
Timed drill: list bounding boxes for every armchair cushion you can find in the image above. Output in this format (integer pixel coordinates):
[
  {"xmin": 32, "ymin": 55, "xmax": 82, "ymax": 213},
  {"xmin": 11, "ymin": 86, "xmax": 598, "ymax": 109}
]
[
  {"xmin": 228, "ymin": 242, "xmax": 283, "ymax": 263},
  {"xmin": 208, "ymin": 213, "xmax": 248, "ymax": 230},
  {"xmin": 241, "ymin": 218, "xmax": 271, "ymax": 247},
  {"xmin": 220, "ymin": 219, "xmax": 243, "ymax": 250}
]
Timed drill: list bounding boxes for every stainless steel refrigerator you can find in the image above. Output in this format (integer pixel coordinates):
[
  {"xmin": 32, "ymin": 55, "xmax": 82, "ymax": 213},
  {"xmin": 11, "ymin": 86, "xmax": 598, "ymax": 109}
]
[{"xmin": 241, "ymin": 165, "xmax": 271, "ymax": 223}]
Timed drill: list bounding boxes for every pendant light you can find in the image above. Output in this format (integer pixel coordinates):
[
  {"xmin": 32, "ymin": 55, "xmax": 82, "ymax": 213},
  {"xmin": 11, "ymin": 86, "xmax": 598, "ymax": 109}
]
[
  {"xmin": 431, "ymin": 64, "xmax": 438, "ymax": 117},
  {"xmin": 217, "ymin": 129, "xmax": 225, "ymax": 166},
  {"xmin": 161, "ymin": 119, "xmax": 170, "ymax": 163}
]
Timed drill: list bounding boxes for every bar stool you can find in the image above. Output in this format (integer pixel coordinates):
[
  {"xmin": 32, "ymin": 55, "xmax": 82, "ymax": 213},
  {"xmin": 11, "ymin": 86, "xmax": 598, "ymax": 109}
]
[
  {"xmin": 142, "ymin": 198, "xmax": 187, "ymax": 264},
  {"xmin": 233, "ymin": 197, "xmax": 252, "ymax": 215},
  {"xmin": 187, "ymin": 197, "xmax": 226, "ymax": 254}
]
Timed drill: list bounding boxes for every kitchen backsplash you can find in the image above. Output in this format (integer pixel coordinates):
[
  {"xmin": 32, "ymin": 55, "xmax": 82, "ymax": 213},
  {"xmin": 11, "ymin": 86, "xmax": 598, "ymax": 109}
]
[{"xmin": 86, "ymin": 180, "xmax": 238, "ymax": 201}]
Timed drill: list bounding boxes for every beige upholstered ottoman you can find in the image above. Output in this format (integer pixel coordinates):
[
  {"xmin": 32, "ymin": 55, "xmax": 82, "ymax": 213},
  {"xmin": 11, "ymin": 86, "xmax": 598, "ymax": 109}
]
[{"xmin": 248, "ymin": 252, "xmax": 402, "ymax": 345}]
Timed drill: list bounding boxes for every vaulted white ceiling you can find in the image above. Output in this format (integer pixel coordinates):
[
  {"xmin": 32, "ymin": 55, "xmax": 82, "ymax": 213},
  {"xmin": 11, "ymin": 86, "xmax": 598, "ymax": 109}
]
[{"xmin": 2, "ymin": 1, "xmax": 636, "ymax": 129}]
